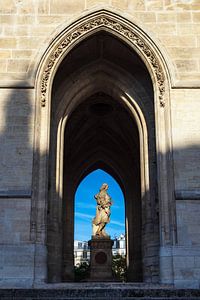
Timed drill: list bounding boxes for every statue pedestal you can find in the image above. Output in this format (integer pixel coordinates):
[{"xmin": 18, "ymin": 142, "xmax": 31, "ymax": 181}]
[{"xmin": 88, "ymin": 236, "xmax": 114, "ymax": 281}]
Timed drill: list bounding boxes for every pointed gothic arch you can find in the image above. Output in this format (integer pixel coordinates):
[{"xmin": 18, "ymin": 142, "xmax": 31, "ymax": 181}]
[{"xmin": 32, "ymin": 10, "xmax": 175, "ymax": 284}]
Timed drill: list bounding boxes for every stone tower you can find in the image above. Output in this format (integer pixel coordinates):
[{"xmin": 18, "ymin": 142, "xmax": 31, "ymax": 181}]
[{"xmin": 0, "ymin": 0, "xmax": 200, "ymax": 289}]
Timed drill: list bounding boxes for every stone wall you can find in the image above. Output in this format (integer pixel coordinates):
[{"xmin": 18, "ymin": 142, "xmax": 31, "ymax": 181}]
[
  {"xmin": 173, "ymin": 246, "xmax": 200, "ymax": 288},
  {"xmin": 176, "ymin": 200, "xmax": 200, "ymax": 246},
  {"xmin": 0, "ymin": 244, "xmax": 35, "ymax": 287},
  {"xmin": 172, "ymin": 201, "xmax": 200, "ymax": 288},
  {"xmin": 0, "ymin": 89, "xmax": 35, "ymax": 192},
  {"xmin": 0, "ymin": 198, "xmax": 34, "ymax": 287},
  {"xmin": 0, "ymin": 0, "xmax": 200, "ymax": 288},
  {"xmin": 171, "ymin": 89, "xmax": 200, "ymax": 194},
  {"xmin": 0, "ymin": 198, "xmax": 31, "ymax": 243},
  {"xmin": 0, "ymin": 0, "xmax": 200, "ymax": 85}
]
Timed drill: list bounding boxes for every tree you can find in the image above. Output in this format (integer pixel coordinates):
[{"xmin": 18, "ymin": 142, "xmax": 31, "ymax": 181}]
[
  {"xmin": 112, "ymin": 254, "xmax": 126, "ymax": 281},
  {"xmin": 74, "ymin": 262, "xmax": 90, "ymax": 282}
]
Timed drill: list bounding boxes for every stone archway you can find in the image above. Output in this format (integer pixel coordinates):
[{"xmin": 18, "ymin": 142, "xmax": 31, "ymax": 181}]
[
  {"xmin": 62, "ymin": 90, "xmax": 143, "ymax": 282},
  {"xmin": 32, "ymin": 10, "xmax": 175, "ymax": 285}
]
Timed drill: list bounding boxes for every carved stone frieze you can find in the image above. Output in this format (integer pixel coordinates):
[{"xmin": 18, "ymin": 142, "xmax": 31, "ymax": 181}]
[{"xmin": 40, "ymin": 13, "xmax": 165, "ymax": 107}]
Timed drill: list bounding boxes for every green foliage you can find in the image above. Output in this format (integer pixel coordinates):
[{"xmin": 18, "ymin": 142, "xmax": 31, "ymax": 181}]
[
  {"xmin": 74, "ymin": 262, "xmax": 90, "ymax": 282},
  {"xmin": 74, "ymin": 255, "xmax": 127, "ymax": 282},
  {"xmin": 112, "ymin": 254, "xmax": 126, "ymax": 282}
]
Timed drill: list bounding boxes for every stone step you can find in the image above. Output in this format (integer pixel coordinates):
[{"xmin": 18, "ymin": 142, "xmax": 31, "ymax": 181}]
[{"xmin": 1, "ymin": 285, "xmax": 200, "ymax": 300}]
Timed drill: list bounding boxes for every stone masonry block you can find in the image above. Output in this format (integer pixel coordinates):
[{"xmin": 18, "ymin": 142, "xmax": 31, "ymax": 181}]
[
  {"xmin": 0, "ymin": 38, "xmax": 16, "ymax": 48},
  {"xmin": 86, "ymin": 0, "xmax": 110, "ymax": 7},
  {"xmin": 134, "ymin": 12, "xmax": 156, "ymax": 23},
  {"xmin": 0, "ymin": 15, "xmax": 15, "ymax": 25},
  {"xmin": 50, "ymin": 0, "xmax": 85, "ymax": 14},
  {"xmin": 0, "ymin": 244, "xmax": 35, "ymax": 288},
  {"xmin": 7, "ymin": 59, "xmax": 29, "ymax": 73},
  {"xmin": 4, "ymin": 25, "xmax": 29, "ymax": 37},
  {"xmin": 37, "ymin": 15, "xmax": 66, "ymax": 24},
  {"xmin": 127, "ymin": 0, "xmax": 145, "ymax": 11},
  {"xmin": 177, "ymin": 23, "xmax": 200, "ymax": 35},
  {"xmin": 111, "ymin": 0, "xmax": 128, "ymax": 10},
  {"xmin": 12, "ymin": 50, "xmax": 33, "ymax": 58},
  {"xmin": 0, "ymin": 0, "xmax": 17, "ymax": 13},
  {"xmin": 156, "ymin": 12, "xmax": 176, "ymax": 23},
  {"xmin": 16, "ymin": 0, "xmax": 36, "ymax": 14},
  {"xmin": 146, "ymin": 0, "xmax": 164, "ymax": 11},
  {"xmin": 0, "ymin": 198, "xmax": 31, "ymax": 243},
  {"xmin": 17, "ymin": 37, "xmax": 44, "ymax": 49},
  {"xmin": 0, "ymin": 89, "xmax": 35, "ymax": 191},
  {"xmin": 158, "ymin": 36, "xmax": 196, "ymax": 47},
  {"xmin": 111, "ymin": 0, "xmax": 148, "ymax": 11},
  {"xmin": 173, "ymin": 256, "xmax": 195, "ymax": 270},
  {"xmin": 0, "ymin": 72, "xmax": 28, "ymax": 82},
  {"xmin": 16, "ymin": 15, "xmax": 35, "ymax": 24},
  {"xmin": 175, "ymin": 60, "xmax": 198, "ymax": 73},
  {"xmin": 38, "ymin": 0, "xmax": 50, "ymax": 14},
  {"xmin": 168, "ymin": 48, "xmax": 200, "ymax": 60},
  {"xmin": 177, "ymin": 12, "xmax": 192, "ymax": 23},
  {"xmin": 0, "ymin": 60, "xmax": 7, "ymax": 72},
  {"xmin": 174, "ymin": 279, "xmax": 199, "ymax": 289},
  {"xmin": 190, "ymin": 1, "xmax": 200, "ymax": 11},
  {"xmin": 193, "ymin": 12, "xmax": 200, "ymax": 23},
  {"xmin": 164, "ymin": 0, "xmax": 200, "ymax": 11},
  {"xmin": 194, "ymin": 257, "xmax": 200, "ymax": 268},
  {"xmin": 147, "ymin": 23, "xmax": 176, "ymax": 35}
]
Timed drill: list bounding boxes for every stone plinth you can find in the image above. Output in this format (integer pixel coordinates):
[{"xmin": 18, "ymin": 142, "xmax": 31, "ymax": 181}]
[{"xmin": 88, "ymin": 237, "xmax": 114, "ymax": 281}]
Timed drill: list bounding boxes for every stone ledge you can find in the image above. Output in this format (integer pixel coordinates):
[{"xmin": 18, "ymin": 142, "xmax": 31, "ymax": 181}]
[
  {"xmin": 1, "ymin": 286, "xmax": 200, "ymax": 300},
  {"xmin": 175, "ymin": 190, "xmax": 200, "ymax": 200},
  {"xmin": 0, "ymin": 189, "xmax": 31, "ymax": 198}
]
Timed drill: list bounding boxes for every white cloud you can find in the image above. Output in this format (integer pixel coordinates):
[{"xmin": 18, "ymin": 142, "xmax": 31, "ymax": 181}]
[
  {"xmin": 75, "ymin": 212, "xmax": 93, "ymax": 220},
  {"xmin": 76, "ymin": 202, "xmax": 96, "ymax": 209},
  {"xmin": 75, "ymin": 212, "xmax": 124, "ymax": 227},
  {"xmin": 111, "ymin": 220, "xmax": 125, "ymax": 227}
]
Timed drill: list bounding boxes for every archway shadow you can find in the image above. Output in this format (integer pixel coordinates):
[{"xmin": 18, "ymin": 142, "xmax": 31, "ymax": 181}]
[{"xmin": 0, "ymin": 82, "xmax": 36, "ymax": 287}]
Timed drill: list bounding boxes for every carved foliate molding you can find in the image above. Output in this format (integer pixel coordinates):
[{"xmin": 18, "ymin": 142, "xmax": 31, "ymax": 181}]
[{"xmin": 40, "ymin": 14, "xmax": 165, "ymax": 107}]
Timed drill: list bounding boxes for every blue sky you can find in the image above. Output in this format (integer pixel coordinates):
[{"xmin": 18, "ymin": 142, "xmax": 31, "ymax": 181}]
[{"xmin": 74, "ymin": 169, "xmax": 125, "ymax": 241}]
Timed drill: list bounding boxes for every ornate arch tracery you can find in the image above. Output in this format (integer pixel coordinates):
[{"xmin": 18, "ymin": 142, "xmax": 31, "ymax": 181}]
[{"xmin": 39, "ymin": 10, "xmax": 166, "ymax": 108}]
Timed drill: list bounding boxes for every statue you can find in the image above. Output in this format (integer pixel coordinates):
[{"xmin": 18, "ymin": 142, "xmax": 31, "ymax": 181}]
[{"xmin": 92, "ymin": 183, "xmax": 113, "ymax": 237}]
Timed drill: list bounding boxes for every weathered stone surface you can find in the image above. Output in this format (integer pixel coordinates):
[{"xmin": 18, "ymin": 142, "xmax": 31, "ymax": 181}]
[
  {"xmin": 0, "ymin": 0, "xmax": 200, "ymax": 289},
  {"xmin": 0, "ymin": 244, "xmax": 34, "ymax": 288},
  {"xmin": 88, "ymin": 238, "xmax": 114, "ymax": 281},
  {"xmin": 172, "ymin": 246, "xmax": 200, "ymax": 288},
  {"xmin": 50, "ymin": 0, "xmax": 85, "ymax": 14},
  {"xmin": 0, "ymin": 38, "xmax": 16, "ymax": 48},
  {"xmin": 0, "ymin": 0, "xmax": 199, "ymax": 83},
  {"xmin": 0, "ymin": 89, "xmax": 35, "ymax": 191},
  {"xmin": 1, "ymin": 285, "xmax": 200, "ymax": 298},
  {"xmin": 176, "ymin": 200, "xmax": 200, "ymax": 246},
  {"xmin": 171, "ymin": 89, "xmax": 200, "ymax": 191},
  {"xmin": 0, "ymin": 198, "xmax": 31, "ymax": 243}
]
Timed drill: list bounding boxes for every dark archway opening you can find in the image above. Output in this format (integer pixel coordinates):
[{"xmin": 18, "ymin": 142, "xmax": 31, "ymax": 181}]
[
  {"xmin": 48, "ymin": 30, "xmax": 159, "ymax": 283},
  {"xmin": 62, "ymin": 92, "xmax": 142, "ymax": 282}
]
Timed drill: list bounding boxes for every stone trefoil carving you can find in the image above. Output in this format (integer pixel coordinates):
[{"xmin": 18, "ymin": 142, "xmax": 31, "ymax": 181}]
[{"xmin": 40, "ymin": 14, "xmax": 165, "ymax": 107}]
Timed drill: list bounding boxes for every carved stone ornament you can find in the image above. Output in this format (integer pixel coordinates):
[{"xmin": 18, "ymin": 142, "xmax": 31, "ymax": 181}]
[{"xmin": 40, "ymin": 13, "xmax": 165, "ymax": 107}]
